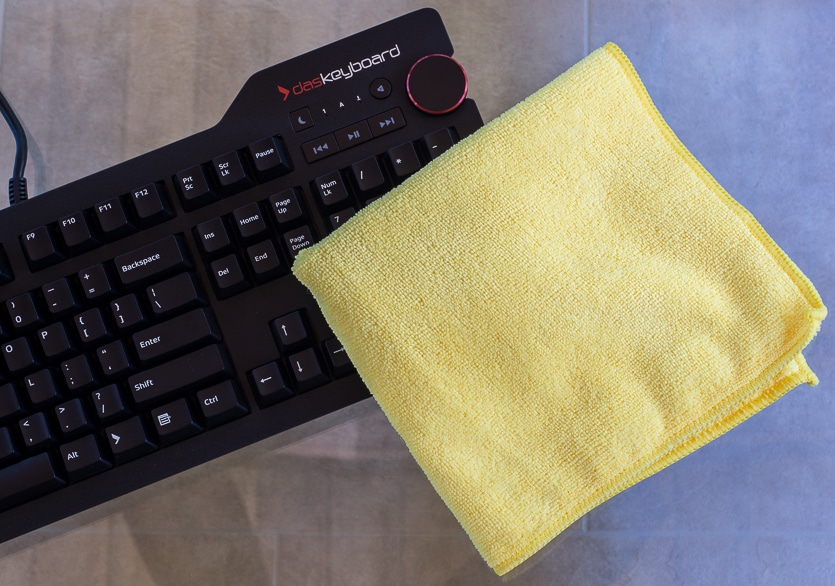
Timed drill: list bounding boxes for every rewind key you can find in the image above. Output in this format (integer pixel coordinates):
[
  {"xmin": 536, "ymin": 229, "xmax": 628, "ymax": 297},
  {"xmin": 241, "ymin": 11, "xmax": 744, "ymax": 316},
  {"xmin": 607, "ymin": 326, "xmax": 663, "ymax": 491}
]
[{"xmin": 301, "ymin": 133, "xmax": 339, "ymax": 163}]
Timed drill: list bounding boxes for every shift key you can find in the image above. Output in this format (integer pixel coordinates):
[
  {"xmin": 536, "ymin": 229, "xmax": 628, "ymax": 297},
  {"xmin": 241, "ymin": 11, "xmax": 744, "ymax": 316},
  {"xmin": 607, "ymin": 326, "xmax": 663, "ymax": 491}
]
[
  {"xmin": 114, "ymin": 235, "xmax": 188, "ymax": 286},
  {"xmin": 129, "ymin": 345, "xmax": 230, "ymax": 406}
]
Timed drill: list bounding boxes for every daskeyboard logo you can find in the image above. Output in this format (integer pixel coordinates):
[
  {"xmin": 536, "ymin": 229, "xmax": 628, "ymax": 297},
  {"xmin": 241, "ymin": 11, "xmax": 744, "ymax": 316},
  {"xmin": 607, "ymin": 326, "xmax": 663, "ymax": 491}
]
[{"xmin": 277, "ymin": 44, "xmax": 401, "ymax": 102}]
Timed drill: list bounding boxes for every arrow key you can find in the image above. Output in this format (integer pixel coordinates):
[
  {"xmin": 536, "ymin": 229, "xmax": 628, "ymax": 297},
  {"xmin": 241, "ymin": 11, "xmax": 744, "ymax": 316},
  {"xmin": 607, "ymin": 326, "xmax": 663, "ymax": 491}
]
[
  {"xmin": 287, "ymin": 348, "xmax": 329, "ymax": 392},
  {"xmin": 250, "ymin": 361, "xmax": 293, "ymax": 406}
]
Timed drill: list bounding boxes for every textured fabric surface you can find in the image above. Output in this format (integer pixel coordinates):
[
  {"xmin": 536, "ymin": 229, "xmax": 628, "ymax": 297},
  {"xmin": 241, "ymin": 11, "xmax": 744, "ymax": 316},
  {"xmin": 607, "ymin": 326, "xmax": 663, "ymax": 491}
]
[{"xmin": 292, "ymin": 43, "xmax": 826, "ymax": 575}]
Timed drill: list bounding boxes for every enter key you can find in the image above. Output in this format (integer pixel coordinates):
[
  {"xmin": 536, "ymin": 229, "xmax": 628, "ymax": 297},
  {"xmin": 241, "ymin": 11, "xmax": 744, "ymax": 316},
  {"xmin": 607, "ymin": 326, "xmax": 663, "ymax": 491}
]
[{"xmin": 132, "ymin": 308, "xmax": 220, "ymax": 363}]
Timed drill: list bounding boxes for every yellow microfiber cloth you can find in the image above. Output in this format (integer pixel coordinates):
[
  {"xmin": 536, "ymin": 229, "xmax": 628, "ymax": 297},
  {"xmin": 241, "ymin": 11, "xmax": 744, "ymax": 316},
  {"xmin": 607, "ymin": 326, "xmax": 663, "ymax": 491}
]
[{"xmin": 292, "ymin": 43, "xmax": 827, "ymax": 575}]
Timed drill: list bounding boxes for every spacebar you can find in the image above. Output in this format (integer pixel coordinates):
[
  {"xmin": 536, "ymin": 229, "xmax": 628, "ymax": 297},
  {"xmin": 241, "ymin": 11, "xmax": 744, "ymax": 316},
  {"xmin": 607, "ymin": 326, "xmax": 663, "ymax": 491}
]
[
  {"xmin": 129, "ymin": 345, "xmax": 230, "ymax": 406},
  {"xmin": 0, "ymin": 453, "xmax": 64, "ymax": 511}
]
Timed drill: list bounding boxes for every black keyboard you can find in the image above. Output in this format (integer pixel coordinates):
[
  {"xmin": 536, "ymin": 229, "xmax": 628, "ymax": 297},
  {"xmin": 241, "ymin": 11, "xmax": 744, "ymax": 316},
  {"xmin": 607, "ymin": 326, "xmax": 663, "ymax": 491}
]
[{"xmin": 0, "ymin": 8, "xmax": 482, "ymax": 543}]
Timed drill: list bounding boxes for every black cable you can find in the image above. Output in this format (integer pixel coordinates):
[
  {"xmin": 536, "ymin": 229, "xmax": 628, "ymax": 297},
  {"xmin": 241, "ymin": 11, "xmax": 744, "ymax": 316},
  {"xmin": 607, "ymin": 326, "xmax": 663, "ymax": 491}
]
[{"xmin": 0, "ymin": 86, "xmax": 28, "ymax": 206}]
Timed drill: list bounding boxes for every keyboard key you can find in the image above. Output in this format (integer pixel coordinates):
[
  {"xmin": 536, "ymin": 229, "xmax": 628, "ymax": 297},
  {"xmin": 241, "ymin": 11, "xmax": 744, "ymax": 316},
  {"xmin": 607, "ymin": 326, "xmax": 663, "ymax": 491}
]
[
  {"xmin": 302, "ymin": 133, "xmax": 339, "ymax": 163},
  {"xmin": 350, "ymin": 157, "xmax": 387, "ymax": 196},
  {"xmin": 196, "ymin": 381, "xmax": 248, "ymax": 427},
  {"xmin": 130, "ymin": 183, "xmax": 170, "ymax": 224},
  {"xmin": 128, "ymin": 344, "xmax": 230, "ymax": 406},
  {"xmin": 175, "ymin": 165, "xmax": 216, "ymax": 209},
  {"xmin": 20, "ymin": 226, "xmax": 62, "ymax": 270},
  {"xmin": 0, "ymin": 428, "xmax": 17, "ymax": 464},
  {"xmin": 61, "ymin": 355, "xmax": 96, "ymax": 392},
  {"xmin": 246, "ymin": 240, "xmax": 282, "ymax": 282},
  {"xmin": 111, "ymin": 294, "xmax": 146, "ymax": 331},
  {"xmin": 423, "ymin": 128, "xmax": 455, "ymax": 159},
  {"xmin": 324, "ymin": 337, "xmax": 354, "ymax": 377},
  {"xmin": 314, "ymin": 171, "xmax": 350, "ymax": 207},
  {"xmin": 268, "ymin": 188, "xmax": 305, "ymax": 225},
  {"xmin": 96, "ymin": 342, "xmax": 132, "ymax": 378},
  {"xmin": 232, "ymin": 202, "xmax": 268, "ymax": 240},
  {"xmin": 146, "ymin": 273, "xmax": 201, "ymax": 316},
  {"xmin": 368, "ymin": 107, "xmax": 406, "ymax": 137},
  {"xmin": 250, "ymin": 361, "xmax": 293, "ymax": 406},
  {"xmin": 59, "ymin": 434, "xmax": 110, "ymax": 482},
  {"xmin": 74, "ymin": 308, "xmax": 110, "ymax": 345},
  {"xmin": 114, "ymin": 235, "xmax": 188, "ymax": 286},
  {"xmin": 271, "ymin": 311, "xmax": 310, "ymax": 348},
  {"xmin": 335, "ymin": 120, "xmax": 372, "ymax": 150},
  {"xmin": 0, "ymin": 384, "xmax": 24, "ymax": 422},
  {"xmin": 38, "ymin": 322, "xmax": 73, "ymax": 359},
  {"xmin": 95, "ymin": 197, "xmax": 134, "ymax": 239},
  {"xmin": 0, "ymin": 452, "xmax": 64, "ymax": 511},
  {"xmin": 283, "ymin": 225, "xmax": 315, "ymax": 259},
  {"xmin": 78, "ymin": 263, "xmax": 113, "ymax": 301},
  {"xmin": 287, "ymin": 348, "xmax": 329, "ymax": 391},
  {"xmin": 387, "ymin": 142, "xmax": 422, "ymax": 179},
  {"xmin": 328, "ymin": 207, "xmax": 355, "ymax": 232},
  {"xmin": 6, "ymin": 293, "xmax": 41, "ymax": 330},
  {"xmin": 0, "ymin": 246, "xmax": 13, "ymax": 285},
  {"xmin": 19, "ymin": 413, "xmax": 53, "ymax": 450},
  {"xmin": 2, "ymin": 337, "xmax": 37, "ymax": 374},
  {"xmin": 212, "ymin": 151, "xmax": 250, "ymax": 192},
  {"xmin": 57, "ymin": 211, "xmax": 96, "ymax": 252},
  {"xmin": 195, "ymin": 217, "xmax": 231, "ymax": 255},
  {"xmin": 24, "ymin": 369, "xmax": 60, "ymax": 407},
  {"xmin": 210, "ymin": 254, "xmax": 248, "ymax": 298},
  {"xmin": 152, "ymin": 398, "xmax": 201, "ymax": 446},
  {"xmin": 91, "ymin": 384, "xmax": 127, "ymax": 422},
  {"xmin": 55, "ymin": 398, "xmax": 90, "ymax": 435},
  {"xmin": 248, "ymin": 136, "xmax": 292, "ymax": 179},
  {"xmin": 105, "ymin": 417, "xmax": 155, "ymax": 464},
  {"xmin": 42, "ymin": 278, "xmax": 78, "ymax": 316},
  {"xmin": 132, "ymin": 308, "xmax": 220, "ymax": 364},
  {"xmin": 289, "ymin": 109, "xmax": 314, "ymax": 132}
]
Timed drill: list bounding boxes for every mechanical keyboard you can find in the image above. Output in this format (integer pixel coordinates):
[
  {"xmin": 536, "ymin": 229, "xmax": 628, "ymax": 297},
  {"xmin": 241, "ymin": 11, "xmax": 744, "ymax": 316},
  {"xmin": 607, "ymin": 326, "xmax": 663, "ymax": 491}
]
[{"xmin": 0, "ymin": 8, "xmax": 482, "ymax": 542}]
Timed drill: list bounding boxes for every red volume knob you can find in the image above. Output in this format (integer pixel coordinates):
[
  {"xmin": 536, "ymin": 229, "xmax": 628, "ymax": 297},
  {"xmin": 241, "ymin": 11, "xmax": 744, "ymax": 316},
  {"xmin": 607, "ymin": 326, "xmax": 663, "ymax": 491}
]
[{"xmin": 406, "ymin": 54, "xmax": 469, "ymax": 115}]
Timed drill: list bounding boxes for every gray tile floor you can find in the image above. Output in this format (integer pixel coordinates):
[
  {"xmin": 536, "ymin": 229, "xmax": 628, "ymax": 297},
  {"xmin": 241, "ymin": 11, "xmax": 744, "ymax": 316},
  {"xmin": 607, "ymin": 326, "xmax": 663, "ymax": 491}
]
[{"xmin": 0, "ymin": 0, "xmax": 832, "ymax": 584}]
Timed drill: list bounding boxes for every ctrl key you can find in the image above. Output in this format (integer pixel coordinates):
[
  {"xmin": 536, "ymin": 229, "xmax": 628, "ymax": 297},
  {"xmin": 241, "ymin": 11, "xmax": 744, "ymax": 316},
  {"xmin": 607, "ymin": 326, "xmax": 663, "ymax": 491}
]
[
  {"xmin": 197, "ymin": 380, "xmax": 248, "ymax": 428},
  {"xmin": 105, "ymin": 416, "xmax": 156, "ymax": 464}
]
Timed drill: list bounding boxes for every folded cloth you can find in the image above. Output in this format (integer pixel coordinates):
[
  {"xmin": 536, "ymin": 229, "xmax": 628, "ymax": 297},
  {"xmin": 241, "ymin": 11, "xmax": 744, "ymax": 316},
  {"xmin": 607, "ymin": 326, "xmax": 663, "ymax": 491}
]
[{"xmin": 292, "ymin": 43, "xmax": 826, "ymax": 575}]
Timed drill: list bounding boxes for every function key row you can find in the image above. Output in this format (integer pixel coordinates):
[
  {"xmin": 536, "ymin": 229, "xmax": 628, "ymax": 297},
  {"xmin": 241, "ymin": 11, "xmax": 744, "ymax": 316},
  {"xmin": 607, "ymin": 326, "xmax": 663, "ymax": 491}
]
[
  {"xmin": 173, "ymin": 136, "xmax": 292, "ymax": 210},
  {"xmin": 19, "ymin": 184, "xmax": 172, "ymax": 272}
]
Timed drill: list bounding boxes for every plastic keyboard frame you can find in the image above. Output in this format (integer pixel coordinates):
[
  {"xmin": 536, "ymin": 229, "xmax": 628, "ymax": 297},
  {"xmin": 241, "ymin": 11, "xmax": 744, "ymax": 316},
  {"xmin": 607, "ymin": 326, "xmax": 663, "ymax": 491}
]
[{"xmin": 0, "ymin": 8, "xmax": 482, "ymax": 543}]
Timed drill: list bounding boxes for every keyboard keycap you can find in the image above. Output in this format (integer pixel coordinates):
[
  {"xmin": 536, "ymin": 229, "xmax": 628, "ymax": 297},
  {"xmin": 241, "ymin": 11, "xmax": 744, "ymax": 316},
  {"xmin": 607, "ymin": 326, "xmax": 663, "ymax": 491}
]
[
  {"xmin": 105, "ymin": 417, "xmax": 155, "ymax": 464},
  {"xmin": 95, "ymin": 197, "xmax": 134, "ymax": 239},
  {"xmin": 59, "ymin": 434, "xmax": 110, "ymax": 481},
  {"xmin": 248, "ymin": 136, "xmax": 292, "ymax": 179},
  {"xmin": 55, "ymin": 398, "xmax": 90, "ymax": 435},
  {"xmin": 58, "ymin": 211, "xmax": 96, "ymax": 252},
  {"xmin": 283, "ymin": 226, "xmax": 315, "ymax": 259},
  {"xmin": 128, "ymin": 344, "xmax": 230, "ymax": 406},
  {"xmin": 175, "ymin": 165, "xmax": 215, "ymax": 209},
  {"xmin": 314, "ymin": 171, "xmax": 350, "ymax": 207},
  {"xmin": 423, "ymin": 127, "xmax": 455, "ymax": 159},
  {"xmin": 271, "ymin": 311, "xmax": 310, "ymax": 348},
  {"xmin": 387, "ymin": 142, "xmax": 422, "ymax": 179},
  {"xmin": 232, "ymin": 202, "xmax": 267, "ymax": 240},
  {"xmin": 146, "ymin": 273, "xmax": 201, "ymax": 316},
  {"xmin": 328, "ymin": 207, "xmax": 355, "ymax": 232},
  {"xmin": 114, "ymin": 235, "xmax": 188, "ymax": 286},
  {"xmin": 246, "ymin": 240, "xmax": 282, "ymax": 282},
  {"xmin": 324, "ymin": 337, "xmax": 354, "ymax": 377},
  {"xmin": 195, "ymin": 217, "xmax": 231, "ymax": 255},
  {"xmin": 0, "ymin": 452, "xmax": 64, "ymax": 511},
  {"xmin": 20, "ymin": 226, "xmax": 62, "ymax": 270},
  {"xmin": 78, "ymin": 263, "xmax": 113, "ymax": 301},
  {"xmin": 368, "ymin": 107, "xmax": 406, "ymax": 137},
  {"xmin": 74, "ymin": 308, "xmax": 110, "ymax": 346},
  {"xmin": 19, "ymin": 413, "xmax": 53, "ymax": 450},
  {"xmin": 96, "ymin": 341, "xmax": 132, "ymax": 378},
  {"xmin": 2, "ymin": 337, "xmax": 37, "ymax": 374},
  {"xmin": 335, "ymin": 120, "xmax": 373, "ymax": 150},
  {"xmin": 268, "ymin": 188, "xmax": 305, "ymax": 225},
  {"xmin": 130, "ymin": 183, "xmax": 170, "ymax": 224},
  {"xmin": 151, "ymin": 398, "xmax": 201, "ymax": 446},
  {"xmin": 250, "ymin": 361, "xmax": 293, "ymax": 406},
  {"xmin": 212, "ymin": 151, "xmax": 250, "ymax": 192},
  {"xmin": 210, "ymin": 254, "xmax": 248, "ymax": 298},
  {"xmin": 6, "ymin": 293, "xmax": 41, "ymax": 330},
  {"xmin": 24, "ymin": 369, "xmax": 60, "ymax": 407},
  {"xmin": 131, "ymin": 308, "xmax": 220, "ymax": 363},
  {"xmin": 61, "ymin": 355, "xmax": 96, "ymax": 391},
  {"xmin": 110, "ymin": 294, "xmax": 146, "ymax": 331},
  {"xmin": 351, "ymin": 157, "xmax": 387, "ymax": 196},
  {"xmin": 196, "ymin": 381, "xmax": 248, "ymax": 427},
  {"xmin": 91, "ymin": 384, "xmax": 127, "ymax": 422},
  {"xmin": 287, "ymin": 348, "xmax": 329, "ymax": 392},
  {"xmin": 0, "ymin": 384, "xmax": 24, "ymax": 422},
  {"xmin": 302, "ymin": 133, "xmax": 339, "ymax": 163},
  {"xmin": 42, "ymin": 278, "xmax": 78, "ymax": 316},
  {"xmin": 38, "ymin": 322, "xmax": 73, "ymax": 359}
]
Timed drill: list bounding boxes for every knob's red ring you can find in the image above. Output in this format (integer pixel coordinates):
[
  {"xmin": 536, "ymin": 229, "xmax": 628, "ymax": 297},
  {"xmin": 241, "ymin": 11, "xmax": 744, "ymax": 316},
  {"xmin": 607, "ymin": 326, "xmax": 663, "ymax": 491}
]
[{"xmin": 406, "ymin": 54, "xmax": 469, "ymax": 115}]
